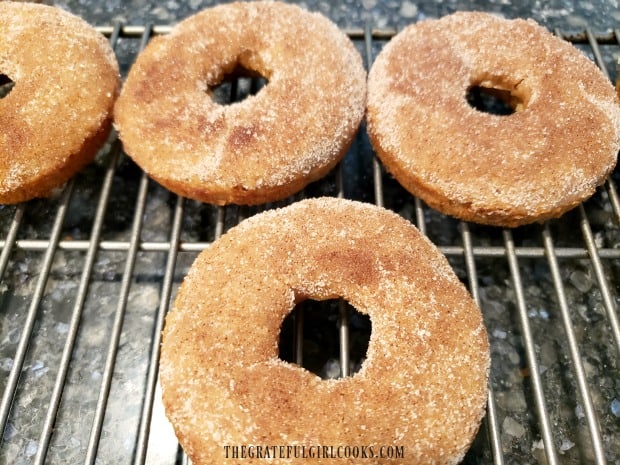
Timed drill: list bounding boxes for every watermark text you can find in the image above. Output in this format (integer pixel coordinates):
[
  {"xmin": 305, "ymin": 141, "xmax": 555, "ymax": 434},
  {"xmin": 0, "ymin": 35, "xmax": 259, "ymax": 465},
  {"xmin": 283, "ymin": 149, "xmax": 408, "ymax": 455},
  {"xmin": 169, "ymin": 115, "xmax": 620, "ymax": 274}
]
[{"xmin": 223, "ymin": 444, "xmax": 405, "ymax": 460}]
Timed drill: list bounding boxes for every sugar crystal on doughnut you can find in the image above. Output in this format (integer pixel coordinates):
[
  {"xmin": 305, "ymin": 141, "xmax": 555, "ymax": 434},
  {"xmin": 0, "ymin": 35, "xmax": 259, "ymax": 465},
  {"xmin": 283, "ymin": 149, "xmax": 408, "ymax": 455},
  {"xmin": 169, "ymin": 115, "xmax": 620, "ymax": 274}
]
[
  {"xmin": 160, "ymin": 197, "xmax": 490, "ymax": 465},
  {"xmin": 367, "ymin": 12, "xmax": 620, "ymax": 227}
]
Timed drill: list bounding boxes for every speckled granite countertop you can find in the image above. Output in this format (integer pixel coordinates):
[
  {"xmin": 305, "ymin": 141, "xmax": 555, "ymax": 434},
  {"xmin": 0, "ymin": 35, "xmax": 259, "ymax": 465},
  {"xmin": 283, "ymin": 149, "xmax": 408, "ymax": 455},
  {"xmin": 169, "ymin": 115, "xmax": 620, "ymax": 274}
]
[
  {"xmin": 49, "ymin": 0, "xmax": 620, "ymax": 31},
  {"xmin": 1, "ymin": 1, "xmax": 619, "ymax": 465}
]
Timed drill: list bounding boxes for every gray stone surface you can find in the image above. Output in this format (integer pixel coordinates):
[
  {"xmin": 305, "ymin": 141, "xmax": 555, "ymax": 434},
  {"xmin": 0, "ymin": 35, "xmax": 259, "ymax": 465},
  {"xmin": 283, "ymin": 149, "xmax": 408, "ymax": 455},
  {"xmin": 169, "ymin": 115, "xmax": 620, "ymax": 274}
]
[
  {"xmin": 50, "ymin": 0, "xmax": 620, "ymax": 32},
  {"xmin": 1, "ymin": 1, "xmax": 619, "ymax": 465}
]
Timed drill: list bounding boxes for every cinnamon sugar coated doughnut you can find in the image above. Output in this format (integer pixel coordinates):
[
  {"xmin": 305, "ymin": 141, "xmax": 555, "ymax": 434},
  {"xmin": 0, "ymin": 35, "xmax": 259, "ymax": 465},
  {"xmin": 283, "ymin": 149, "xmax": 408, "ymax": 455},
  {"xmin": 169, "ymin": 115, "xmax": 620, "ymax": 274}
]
[
  {"xmin": 114, "ymin": 1, "xmax": 366, "ymax": 205},
  {"xmin": 0, "ymin": 2, "xmax": 119, "ymax": 204},
  {"xmin": 160, "ymin": 197, "xmax": 490, "ymax": 465},
  {"xmin": 367, "ymin": 12, "xmax": 620, "ymax": 227},
  {"xmin": 617, "ymin": 57, "xmax": 620, "ymax": 97}
]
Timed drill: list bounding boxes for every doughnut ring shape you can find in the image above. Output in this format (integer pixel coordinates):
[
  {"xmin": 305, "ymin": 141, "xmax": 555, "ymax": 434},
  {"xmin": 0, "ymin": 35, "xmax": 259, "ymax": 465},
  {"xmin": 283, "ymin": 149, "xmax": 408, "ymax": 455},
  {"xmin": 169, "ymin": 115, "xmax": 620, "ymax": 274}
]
[
  {"xmin": 160, "ymin": 197, "xmax": 490, "ymax": 465},
  {"xmin": 0, "ymin": 2, "xmax": 120, "ymax": 204},
  {"xmin": 367, "ymin": 12, "xmax": 620, "ymax": 227},
  {"xmin": 114, "ymin": 1, "xmax": 366, "ymax": 206}
]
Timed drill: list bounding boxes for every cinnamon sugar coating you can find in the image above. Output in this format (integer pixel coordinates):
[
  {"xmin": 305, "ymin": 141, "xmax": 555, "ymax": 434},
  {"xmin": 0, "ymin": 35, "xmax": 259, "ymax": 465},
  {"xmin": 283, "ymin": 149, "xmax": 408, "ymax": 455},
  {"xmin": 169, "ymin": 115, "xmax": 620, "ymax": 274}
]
[
  {"xmin": 367, "ymin": 12, "xmax": 620, "ymax": 227},
  {"xmin": 114, "ymin": 1, "xmax": 366, "ymax": 206},
  {"xmin": 160, "ymin": 198, "xmax": 490, "ymax": 465},
  {"xmin": 0, "ymin": 2, "xmax": 120, "ymax": 204}
]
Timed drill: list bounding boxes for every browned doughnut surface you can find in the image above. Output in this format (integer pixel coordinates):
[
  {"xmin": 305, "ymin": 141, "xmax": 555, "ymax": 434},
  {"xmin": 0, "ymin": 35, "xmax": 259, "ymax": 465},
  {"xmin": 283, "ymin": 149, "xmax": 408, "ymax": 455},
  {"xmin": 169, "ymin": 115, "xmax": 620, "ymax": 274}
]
[
  {"xmin": 0, "ymin": 2, "xmax": 119, "ymax": 204},
  {"xmin": 367, "ymin": 12, "xmax": 620, "ymax": 227},
  {"xmin": 160, "ymin": 197, "xmax": 490, "ymax": 465},
  {"xmin": 114, "ymin": 1, "xmax": 366, "ymax": 206}
]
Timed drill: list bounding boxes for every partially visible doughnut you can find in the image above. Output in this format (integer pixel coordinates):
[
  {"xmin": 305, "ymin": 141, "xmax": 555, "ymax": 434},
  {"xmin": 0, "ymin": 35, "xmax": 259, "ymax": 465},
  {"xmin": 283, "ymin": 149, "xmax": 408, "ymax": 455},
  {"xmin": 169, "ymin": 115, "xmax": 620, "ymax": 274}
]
[
  {"xmin": 114, "ymin": 1, "xmax": 366, "ymax": 206},
  {"xmin": 367, "ymin": 12, "xmax": 620, "ymax": 227},
  {"xmin": 160, "ymin": 197, "xmax": 490, "ymax": 465},
  {"xmin": 616, "ymin": 60, "xmax": 619, "ymax": 98},
  {"xmin": 0, "ymin": 2, "xmax": 119, "ymax": 204}
]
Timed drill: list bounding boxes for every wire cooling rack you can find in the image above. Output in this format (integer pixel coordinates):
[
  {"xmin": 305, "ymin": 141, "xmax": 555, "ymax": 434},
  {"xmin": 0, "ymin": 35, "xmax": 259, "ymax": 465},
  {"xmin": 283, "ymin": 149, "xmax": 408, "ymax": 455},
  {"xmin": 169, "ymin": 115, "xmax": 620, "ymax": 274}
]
[{"xmin": 0, "ymin": 22, "xmax": 619, "ymax": 465}]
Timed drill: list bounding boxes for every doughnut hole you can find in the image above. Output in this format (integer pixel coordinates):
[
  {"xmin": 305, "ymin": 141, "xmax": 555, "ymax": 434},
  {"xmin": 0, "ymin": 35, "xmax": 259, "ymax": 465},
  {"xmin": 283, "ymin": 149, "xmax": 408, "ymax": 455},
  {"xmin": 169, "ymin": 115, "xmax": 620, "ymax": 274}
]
[
  {"xmin": 0, "ymin": 74, "xmax": 15, "ymax": 99},
  {"xmin": 466, "ymin": 76, "xmax": 530, "ymax": 116},
  {"xmin": 278, "ymin": 298, "xmax": 371, "ymax": 379},
  {"xmin": 207, "ymin": 53, "xmax": 269, "ymax": 105}
]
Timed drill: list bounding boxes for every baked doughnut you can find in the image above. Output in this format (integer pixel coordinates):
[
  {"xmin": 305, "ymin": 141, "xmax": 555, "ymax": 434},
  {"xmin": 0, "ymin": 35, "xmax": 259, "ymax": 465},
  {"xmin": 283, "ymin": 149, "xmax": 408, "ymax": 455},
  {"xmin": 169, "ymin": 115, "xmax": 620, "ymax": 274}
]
[
  {"xmin": 0, "ymin": 2, "xmax": 119, "ymax": 204},
  {"xmin": 367, "ymin": 12, "xmax": 620, "ymax": 227},
  {"xmin": 617, "ymin": 61, "xmax": 620, "ymax": 98},
  {"xmin": 160, "ymin": 197, "xmax": 490, "ymax": 465},
  {"xmin": 114, "ymin": 1, "xmax": 366, "ymax": 205}
]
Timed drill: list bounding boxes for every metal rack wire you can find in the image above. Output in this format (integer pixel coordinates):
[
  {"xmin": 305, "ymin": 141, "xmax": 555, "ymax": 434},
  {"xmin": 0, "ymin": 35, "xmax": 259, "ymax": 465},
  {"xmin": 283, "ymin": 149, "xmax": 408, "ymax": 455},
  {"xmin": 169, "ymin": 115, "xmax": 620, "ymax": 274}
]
[{"xmin": 0, "ymin": 22, "xmax": 619, "ymax": 465}]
